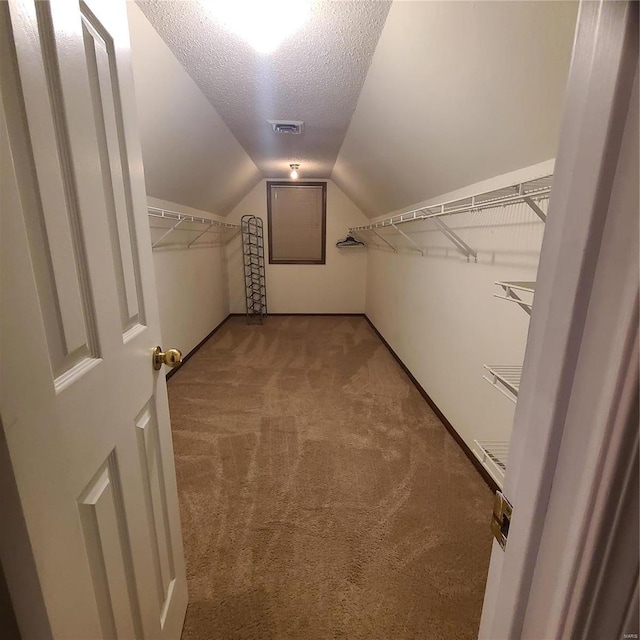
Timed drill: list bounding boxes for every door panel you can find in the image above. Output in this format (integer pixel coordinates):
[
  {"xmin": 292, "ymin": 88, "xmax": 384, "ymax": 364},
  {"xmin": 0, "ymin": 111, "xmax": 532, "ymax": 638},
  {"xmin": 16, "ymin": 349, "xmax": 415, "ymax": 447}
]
[
  {"xmin": 135, "ymin": 401, "xmax": 178, "ymax": 627},
  {"xmin": 81, "ymin": 3, "xmax": 146, "ymax": 338},
  {"xmin": 78, "ymin": 453, "xmax": 143, "ymax": 640},
  {"xmin": 9, "ymin": 0, "xmax": 100, "ymax": 383},
  {"xmin": 0, "ymin": 0, "xmax": 187, "ymax": 638}
]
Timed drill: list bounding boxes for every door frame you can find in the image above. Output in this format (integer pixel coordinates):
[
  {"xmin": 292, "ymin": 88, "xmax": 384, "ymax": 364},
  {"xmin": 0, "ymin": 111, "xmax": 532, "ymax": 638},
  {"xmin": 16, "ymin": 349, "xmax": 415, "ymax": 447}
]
[{"xmin": 479, "ymin": 1, "xmax": 638, "ymax": 637}]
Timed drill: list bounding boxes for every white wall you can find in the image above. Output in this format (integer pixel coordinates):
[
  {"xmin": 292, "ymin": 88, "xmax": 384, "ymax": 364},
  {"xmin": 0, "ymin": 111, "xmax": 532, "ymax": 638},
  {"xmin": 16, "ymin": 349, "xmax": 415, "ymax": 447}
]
[
  {"xmin": 127, "ymin": 4, "xmax": 261, "ymax": 216},
  {"xmin": 149, "ymin": 197, "xmax": 230, "ymax": 357},
  {"xmin": 127, "ymin": 5, "xmax": 260, "ymax": 357},
  {"xmin": 332, "ymin": 1, "xmax": 577, "ymax": 217},
  {"xmin": 226, "ymin": 180, "xmax": 369, "ymax": 313},
  {"xmin": 365, "ymin": 161, "xmax": 553, "ymax": 452}
]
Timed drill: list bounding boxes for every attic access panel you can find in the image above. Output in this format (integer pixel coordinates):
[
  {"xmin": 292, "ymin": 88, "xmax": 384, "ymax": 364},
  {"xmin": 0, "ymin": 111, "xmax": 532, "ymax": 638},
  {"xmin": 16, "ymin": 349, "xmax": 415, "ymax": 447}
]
[{"xmin": 267, "ymin": 182, "xmax": 327, "ymax": 264}]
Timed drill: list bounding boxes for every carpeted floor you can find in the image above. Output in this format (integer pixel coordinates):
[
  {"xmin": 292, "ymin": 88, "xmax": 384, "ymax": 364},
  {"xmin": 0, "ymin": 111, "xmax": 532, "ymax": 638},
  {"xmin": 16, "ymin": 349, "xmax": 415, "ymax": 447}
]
[{"xmin": 168, "ymin": 316, "xmax": 493, "ymax": 640}]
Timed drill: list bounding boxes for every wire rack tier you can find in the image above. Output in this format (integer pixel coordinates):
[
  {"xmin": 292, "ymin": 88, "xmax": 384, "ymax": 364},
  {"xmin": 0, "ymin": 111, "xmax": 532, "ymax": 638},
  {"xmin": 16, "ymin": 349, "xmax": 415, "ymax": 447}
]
[
  {"xmin": 148, "ymin": 207, "xmax": 239, "ymax": 250},
  {"xmin": 473, "ymin": 440, "xmax": 509, "ymax": 489},
  {"xmin": 241, "ymin": 215, "xmax": 267, "ymax": 324},
  {"xmin": 494, "ymin": 281, "xmax": 536, "ymax": 315},
  {"xmin": 482, "ymin": 365, "xmax": 522, "ymax": 403}
]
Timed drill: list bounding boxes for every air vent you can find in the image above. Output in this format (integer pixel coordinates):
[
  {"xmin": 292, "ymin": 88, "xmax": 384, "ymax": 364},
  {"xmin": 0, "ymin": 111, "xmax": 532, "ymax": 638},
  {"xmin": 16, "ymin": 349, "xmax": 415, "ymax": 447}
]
[{"xmin": 268, "ymin": 120, "xmax": 304, "ymax": 135}]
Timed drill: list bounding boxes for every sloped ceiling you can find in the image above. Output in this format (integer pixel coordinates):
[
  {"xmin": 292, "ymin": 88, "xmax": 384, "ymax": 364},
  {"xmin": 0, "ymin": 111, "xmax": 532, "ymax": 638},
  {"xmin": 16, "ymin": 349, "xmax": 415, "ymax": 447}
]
[
  {"xmin": 331, "ymin": 1, "xmax": 579, "ymax": 218},
  {"xmin": 131, "ymin": 0, "xmax": 578, "ymax": 218},
  {"xmin": 127, "ymin": 4, "xmax": 261, "ymax": 215},
  {"xmin": 137, "ymin": 0, "xmax": 391, "ymax": 179}
]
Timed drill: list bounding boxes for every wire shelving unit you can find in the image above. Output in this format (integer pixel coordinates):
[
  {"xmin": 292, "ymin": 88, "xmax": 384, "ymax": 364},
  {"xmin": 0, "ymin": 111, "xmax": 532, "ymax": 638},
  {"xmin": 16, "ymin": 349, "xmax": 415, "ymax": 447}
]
[
  {"xmin": 481, "ymin": 277, "xmax": 535, "ymax": 487},
  {"xmin": 349, "ymin": 174, "xmax": 552, "ymax": 260},
  {"xmin": 148, "ymin": 207, "xmax": 240, "ymax": 250},
  {"xmin": 473, "ymin": 440, "xmax": 509, "ymax": 489},
  {"xmin": 241, "ymin": 215, "xmax": 267, "ymax": 324}
]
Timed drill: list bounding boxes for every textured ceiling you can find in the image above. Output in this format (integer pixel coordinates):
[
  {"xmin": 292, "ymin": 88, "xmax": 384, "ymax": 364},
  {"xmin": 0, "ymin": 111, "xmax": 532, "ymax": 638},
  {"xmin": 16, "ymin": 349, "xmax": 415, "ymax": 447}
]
[
  {"xmin": 127, "ymin": 4, "xmax": 261, "ymax": 216},
  {"xmin": 137, "ymin": 0, "xmax": 391, "ymax": 180}
]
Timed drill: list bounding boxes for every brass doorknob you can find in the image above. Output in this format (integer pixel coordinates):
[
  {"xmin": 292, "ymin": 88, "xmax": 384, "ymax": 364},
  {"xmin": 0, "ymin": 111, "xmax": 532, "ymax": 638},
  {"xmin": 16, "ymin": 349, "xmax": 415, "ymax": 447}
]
[{"xmin": 153, "ymin": 346, "xmax": 182, "ymax": 370}]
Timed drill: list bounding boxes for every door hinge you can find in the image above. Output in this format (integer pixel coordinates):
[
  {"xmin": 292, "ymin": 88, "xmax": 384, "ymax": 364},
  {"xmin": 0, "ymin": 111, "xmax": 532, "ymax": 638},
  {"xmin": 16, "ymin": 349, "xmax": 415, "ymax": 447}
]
[{"xmin": 491, "ymin": 491, "xmax": 513, "ymax": 550}]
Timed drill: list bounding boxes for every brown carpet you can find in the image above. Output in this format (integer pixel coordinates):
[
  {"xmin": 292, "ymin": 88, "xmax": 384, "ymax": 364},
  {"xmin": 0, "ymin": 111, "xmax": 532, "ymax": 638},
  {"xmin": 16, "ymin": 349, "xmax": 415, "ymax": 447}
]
[{"xmin": 168, "ymin": 316, "xmax": 493, "ymax": 640}]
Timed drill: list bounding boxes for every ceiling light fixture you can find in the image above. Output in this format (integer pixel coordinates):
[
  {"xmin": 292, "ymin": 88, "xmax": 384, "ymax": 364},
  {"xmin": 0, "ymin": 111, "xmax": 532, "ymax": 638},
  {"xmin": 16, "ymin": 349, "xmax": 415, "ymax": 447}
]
[
  {"xmin": 290, "ymin": 164, "xmax": 300, "ymax": 179},
  {"xmin": 206, "ymin": 0, "xmax": 311, "ymax": 54}
]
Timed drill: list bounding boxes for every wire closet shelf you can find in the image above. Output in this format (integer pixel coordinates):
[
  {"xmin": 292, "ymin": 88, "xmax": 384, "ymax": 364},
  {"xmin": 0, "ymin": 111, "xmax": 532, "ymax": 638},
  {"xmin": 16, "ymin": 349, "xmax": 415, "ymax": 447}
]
[
  {"xmin": 349, "ymin": 174, "xmax": 552, "ymax": 260},
  {"xmin": 473, "ymin": 440, "xmax": 509, "ymax": 489},
  {"xmin": 494, "ymin": 281, "xmax": 536, "ymax": 315},
  {"xmin": 483, "ymin": 280, "xmax": 534, "ymax": 402},
  {"xmin": 148, "ymin": 206, "xmax": 240, "ymax": 250},
  {"xmin": 483, "ymin": 364, "xmax": 522, "ymax": 404}
]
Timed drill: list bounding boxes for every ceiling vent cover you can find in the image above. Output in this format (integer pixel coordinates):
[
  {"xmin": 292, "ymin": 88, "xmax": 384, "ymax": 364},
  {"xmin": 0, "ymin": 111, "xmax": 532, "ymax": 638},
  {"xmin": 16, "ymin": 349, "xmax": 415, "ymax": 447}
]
[{"xmin": 268, "ymin": 120, "xmax": 304, "ymax": 135}]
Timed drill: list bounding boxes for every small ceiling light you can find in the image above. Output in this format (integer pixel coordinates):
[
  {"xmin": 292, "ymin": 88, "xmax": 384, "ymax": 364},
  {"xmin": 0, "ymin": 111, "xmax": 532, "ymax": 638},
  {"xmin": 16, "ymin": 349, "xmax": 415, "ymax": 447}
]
[
  {"xmin": 290, "ymin": 164, "xmax": 300, "ymax": 179},
  {"xmin": 206, "ymin": 0, "xmax": 311, "ymax": 54}
]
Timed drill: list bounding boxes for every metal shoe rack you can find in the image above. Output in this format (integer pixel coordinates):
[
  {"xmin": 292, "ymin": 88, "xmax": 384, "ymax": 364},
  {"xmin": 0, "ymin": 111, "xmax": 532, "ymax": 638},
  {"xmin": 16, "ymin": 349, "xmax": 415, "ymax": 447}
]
[{"xmin": 241, "ymin": 215, "xmax": 267, "ymax": 324}]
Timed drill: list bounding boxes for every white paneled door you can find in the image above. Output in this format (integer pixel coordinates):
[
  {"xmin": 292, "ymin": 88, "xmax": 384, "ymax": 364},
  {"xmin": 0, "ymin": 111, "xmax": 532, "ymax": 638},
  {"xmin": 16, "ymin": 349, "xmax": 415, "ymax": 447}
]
[{"xmin": 0, "ymin": 0, "xmax": 187, "ymax": 638}]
